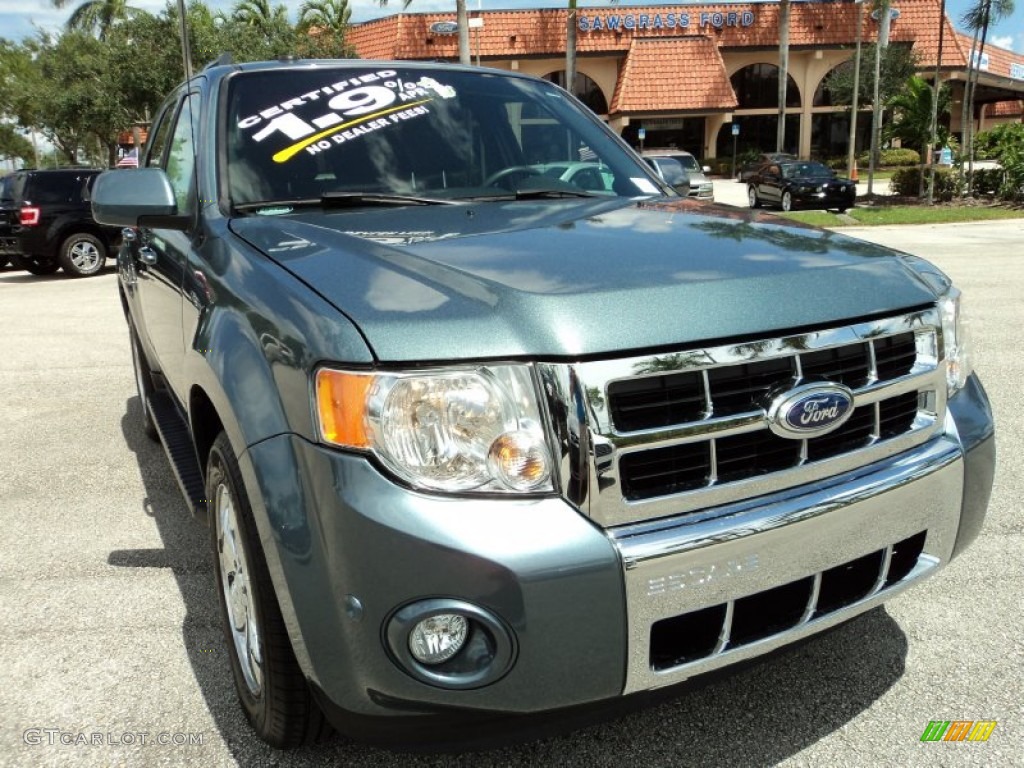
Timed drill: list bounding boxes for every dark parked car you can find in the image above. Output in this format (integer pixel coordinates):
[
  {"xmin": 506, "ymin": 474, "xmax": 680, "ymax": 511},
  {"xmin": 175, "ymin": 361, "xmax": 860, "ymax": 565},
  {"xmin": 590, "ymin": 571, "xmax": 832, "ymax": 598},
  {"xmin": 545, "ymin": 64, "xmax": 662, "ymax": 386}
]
[
  {"xmin": 747, "ymin": 160, "xmax": 857, "ymax": 213},
  {"xmin": 92, "ymin": 59, "xmax": 992, "ymax": 749},
  {"xmin": 737, "ymin": 152, "xmax": 797, "ymax": 182},
  {"xmin": 0, "ymin": 168, "xmax": 120, "ymax": 276}
]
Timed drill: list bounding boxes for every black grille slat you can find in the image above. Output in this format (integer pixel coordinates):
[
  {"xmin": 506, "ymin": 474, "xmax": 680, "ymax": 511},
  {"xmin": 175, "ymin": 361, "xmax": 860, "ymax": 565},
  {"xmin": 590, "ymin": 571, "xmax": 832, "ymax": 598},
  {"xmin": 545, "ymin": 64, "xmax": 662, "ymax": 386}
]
[
  {"xmin": 805, "ymin": 405, "xmax": 875, "ymax": 462},
  {"xmin": 879, "ymin": 392, "xmax": 919, "ymax": 439},
  {"xmin": 609, "ymin": 372, "xmax": 705, "ymax": 432},
  {"xmin": 707, "ymin": 358, "xmax": 794, "ymax": 416},
  {"xmin": 874, "ymin": 332, "xmax": 917, "ymax": 380},
  {"xmin": 715, "ymin": 431, "xmax": 802, "ymax": 483},
  {"xmin": 620, "ymin": 443, "xmax": 711, "ymax": 500},
  {"xmin": 799, "ymin": 343, "xmax": 871, "ymax": 388}
]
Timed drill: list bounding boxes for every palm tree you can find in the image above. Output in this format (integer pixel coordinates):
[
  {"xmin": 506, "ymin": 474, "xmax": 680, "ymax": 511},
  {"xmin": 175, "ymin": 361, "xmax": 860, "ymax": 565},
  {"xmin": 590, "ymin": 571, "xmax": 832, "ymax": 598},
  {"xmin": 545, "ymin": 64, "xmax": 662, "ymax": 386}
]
[
  {"xmin": 232, "ymin": 0, "xmax": 289, "ymax": 31},
  {"xmin": 960, "ymin": 0, "xmax": 1015, "ymax": 194},
  {"xmin": 886, "ymin": 75, "xmax": 949, "ymax": 153},
  {"xmin": 378, "ymin": 0, "xmax": 470, "ymax": 65},
  {"xmin": 299, "ymin": 0, "xmax": 351, "ymax": 32},
  {"xmin": 776, "ymin": 0, "xmax": 790, "ymax": 153},
  {"xmin": 51, "ymin": 0, "xmax": 139, "ymax": 40}
]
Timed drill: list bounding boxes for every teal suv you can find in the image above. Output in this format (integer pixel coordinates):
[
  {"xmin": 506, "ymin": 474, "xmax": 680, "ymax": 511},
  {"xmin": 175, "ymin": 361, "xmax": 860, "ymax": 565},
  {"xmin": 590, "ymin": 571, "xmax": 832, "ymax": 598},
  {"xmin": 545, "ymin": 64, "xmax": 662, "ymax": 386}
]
[{"xmin": 92, "ymin": 59, "xmax": 995, "ymax": 749}]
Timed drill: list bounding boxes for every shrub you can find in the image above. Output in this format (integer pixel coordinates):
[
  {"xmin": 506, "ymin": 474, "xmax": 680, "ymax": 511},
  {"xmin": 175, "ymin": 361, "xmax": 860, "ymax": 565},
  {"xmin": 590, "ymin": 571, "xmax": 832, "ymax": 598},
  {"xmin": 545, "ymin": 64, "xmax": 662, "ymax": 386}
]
[
  {"xmin": 890, "ymin": 166, "xmax": 962, "ymax": 200},
  {"xmin": 855, "ymin": 148, "xmax": 921, "ymax": 168},
  {"xmin": 968, "ymin": 168, "xmax": 1003, "ymax": 196}
]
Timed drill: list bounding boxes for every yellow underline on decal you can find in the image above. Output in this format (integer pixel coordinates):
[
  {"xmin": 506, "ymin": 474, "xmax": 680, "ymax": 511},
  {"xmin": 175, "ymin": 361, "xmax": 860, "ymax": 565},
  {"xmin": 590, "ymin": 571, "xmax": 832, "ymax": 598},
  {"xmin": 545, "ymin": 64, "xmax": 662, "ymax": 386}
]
[{"xmin": 273, "ymin": 100, "xmax": 432, "ymax": 163}]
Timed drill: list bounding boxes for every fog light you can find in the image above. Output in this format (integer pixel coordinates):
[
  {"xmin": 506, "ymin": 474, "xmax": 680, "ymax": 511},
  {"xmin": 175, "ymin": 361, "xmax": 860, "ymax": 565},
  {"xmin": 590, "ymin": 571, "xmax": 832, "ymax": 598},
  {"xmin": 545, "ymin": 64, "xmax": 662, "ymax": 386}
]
[{"xmin": 408, "ymin": 614, "xmax": 469, "ymax": 665}]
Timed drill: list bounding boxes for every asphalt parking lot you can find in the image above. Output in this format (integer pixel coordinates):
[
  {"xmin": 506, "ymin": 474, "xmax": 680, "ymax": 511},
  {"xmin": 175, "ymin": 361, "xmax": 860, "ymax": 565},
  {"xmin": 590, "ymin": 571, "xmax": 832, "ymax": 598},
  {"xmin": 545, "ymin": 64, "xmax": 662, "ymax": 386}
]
[{"xmin": 0, "ymin": 217, "xmax": 1021, "ymax": 767}]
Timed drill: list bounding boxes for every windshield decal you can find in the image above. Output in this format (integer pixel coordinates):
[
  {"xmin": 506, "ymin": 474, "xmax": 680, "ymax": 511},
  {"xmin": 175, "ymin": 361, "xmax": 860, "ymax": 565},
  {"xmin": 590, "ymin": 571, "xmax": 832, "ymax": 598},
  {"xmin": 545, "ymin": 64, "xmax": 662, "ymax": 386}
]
[{"xmin": 237, "ymin": 72, "xmax": 457, "ymax": 164}]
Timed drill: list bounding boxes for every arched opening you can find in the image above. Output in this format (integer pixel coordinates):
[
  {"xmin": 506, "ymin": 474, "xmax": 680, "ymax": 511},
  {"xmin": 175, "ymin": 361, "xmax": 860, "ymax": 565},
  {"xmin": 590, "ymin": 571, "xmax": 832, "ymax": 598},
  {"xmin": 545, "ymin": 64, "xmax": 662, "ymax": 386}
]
[
  {"xmin": 813, "ymin": 62, "xmax": 852, "ymax": 107},
  {"xmin": 544, "ymin": 71, "xmax": 609, "ymax": 115},
  {"xmin": 731, "ymin": 63, "xmax": 800, "ymax": 109},
  {"xmin": 723, "ymin": 64, "xmax": 801, "ymax": 156}
]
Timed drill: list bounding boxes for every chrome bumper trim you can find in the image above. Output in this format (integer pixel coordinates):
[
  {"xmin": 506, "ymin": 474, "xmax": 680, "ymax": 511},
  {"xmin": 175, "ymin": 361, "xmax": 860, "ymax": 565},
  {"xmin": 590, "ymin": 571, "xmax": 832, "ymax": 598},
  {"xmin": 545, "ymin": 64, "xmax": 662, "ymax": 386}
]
[{"xmin": 612, "ymin": 435, "xmax": 963, "ymax": 694}]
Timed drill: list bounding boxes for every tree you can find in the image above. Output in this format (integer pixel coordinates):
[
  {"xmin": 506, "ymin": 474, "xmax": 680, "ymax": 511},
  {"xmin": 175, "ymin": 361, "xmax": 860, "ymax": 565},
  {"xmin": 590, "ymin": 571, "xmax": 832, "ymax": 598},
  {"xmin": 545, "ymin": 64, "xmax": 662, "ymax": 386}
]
[
  {"xmin": 0, "ymin": 124, "xmax": 34, "ymax": 166},
  {"xmin": 824, "ymin": 43, "xmax": 919, "ymax": 110},
  {"xmin": 51, "ymin": 0, "xmax": 141, "ymax": 40},
  {"xmin": 232, "ymin": 0, "xmax": 289, "ymax": 31},
  {"xmin": 297, "ymin": 0, "xmax": 354, "ymax": 57},
  {"xmin": 777, "ymin": 0, "xmax": 790, "ymax": 153},
  {"xmin": 298, "ymin": 0, "xmax": 351, "ymax": 32},
  {"xmin": 886, "ymin": 75, "xmax": 950, "ymax": 197},
  {"xmin": 378, "ymin": 0, "xmax": 470, "ymax": 65},
  {"xmin": 959, "ymin": 0, "xmax": 1015, "ymax": 195},
  {"xmin": 885, "ymin": 76, "xmax": 950, "ymax": 154}
]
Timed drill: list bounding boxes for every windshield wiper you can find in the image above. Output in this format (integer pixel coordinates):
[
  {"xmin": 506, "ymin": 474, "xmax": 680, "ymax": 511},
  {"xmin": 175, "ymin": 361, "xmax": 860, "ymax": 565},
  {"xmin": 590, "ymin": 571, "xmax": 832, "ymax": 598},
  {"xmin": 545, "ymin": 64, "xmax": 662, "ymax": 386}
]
[
  {"xmin": 234, "ymin": 192, "xmax": 458, "ymax": 214},
  {"xmin": 466, "ymin": 188, "xmax": 599, "ymax": 202},
  {"xmin": 321, "ymin": 192, "xmax": 458, "ymax": 207}
]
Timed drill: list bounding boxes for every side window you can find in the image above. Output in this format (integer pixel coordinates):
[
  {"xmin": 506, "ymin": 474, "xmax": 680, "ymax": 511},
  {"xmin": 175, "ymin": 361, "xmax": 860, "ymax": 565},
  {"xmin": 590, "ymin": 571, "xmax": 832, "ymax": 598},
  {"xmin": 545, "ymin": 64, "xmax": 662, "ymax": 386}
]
[
  {"xmin": 144, "ymin": 96, "xmax": 179, "ymax": 168},
  {"xmin": 164, "ymin": 93, "xmax": 200, "ymax": 213}
]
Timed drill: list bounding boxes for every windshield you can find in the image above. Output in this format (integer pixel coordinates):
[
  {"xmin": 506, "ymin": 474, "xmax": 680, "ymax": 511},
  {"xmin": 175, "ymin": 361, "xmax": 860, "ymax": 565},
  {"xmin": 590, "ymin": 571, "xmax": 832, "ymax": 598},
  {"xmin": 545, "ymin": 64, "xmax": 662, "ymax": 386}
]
[
  {"xmin": 224, "ymin": 66, "xmax": 665, "ymax": 207},
  {"xmin": 781, "ymin": 162, "xmax": 832, "ymax": 179}
]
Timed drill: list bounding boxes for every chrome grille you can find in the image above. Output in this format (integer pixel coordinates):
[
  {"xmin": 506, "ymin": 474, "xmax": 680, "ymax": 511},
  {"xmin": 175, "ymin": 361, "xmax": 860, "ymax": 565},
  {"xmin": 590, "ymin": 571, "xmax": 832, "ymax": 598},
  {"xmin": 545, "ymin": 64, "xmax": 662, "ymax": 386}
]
[{"xmin": 539, "ymin": 308, "xmax": 946, "ymax": 528}]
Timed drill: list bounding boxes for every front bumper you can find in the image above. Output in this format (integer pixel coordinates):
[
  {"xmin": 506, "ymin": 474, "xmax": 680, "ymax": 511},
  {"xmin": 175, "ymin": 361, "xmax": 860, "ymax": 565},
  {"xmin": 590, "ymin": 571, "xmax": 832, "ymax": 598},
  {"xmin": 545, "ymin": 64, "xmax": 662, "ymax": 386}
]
[
  {"xmin": 239, "ymin": 373, "xmax": 993, "ymax": 740},
  {"xmin": 793, "ymin": 187, "xmax": 856, "ymax": 208}
]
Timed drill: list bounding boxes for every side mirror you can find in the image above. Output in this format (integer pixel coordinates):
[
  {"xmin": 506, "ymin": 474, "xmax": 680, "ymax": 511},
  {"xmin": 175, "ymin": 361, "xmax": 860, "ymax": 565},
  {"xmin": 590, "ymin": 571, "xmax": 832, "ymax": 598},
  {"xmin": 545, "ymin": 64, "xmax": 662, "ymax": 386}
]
[{"xmin": 91, "ymin": 168, "xmax": 187, "ymax": 230}]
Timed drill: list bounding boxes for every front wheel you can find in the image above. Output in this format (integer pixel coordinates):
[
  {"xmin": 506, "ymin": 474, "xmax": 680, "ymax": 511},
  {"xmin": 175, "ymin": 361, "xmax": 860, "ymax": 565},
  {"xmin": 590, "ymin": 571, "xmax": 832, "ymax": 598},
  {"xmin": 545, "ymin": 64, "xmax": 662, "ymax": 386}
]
[
  {"xmin": 208, "ymin": 433, "xmax": 329, "ymax": 748},
  {"xmin": 58, "ymin": 232, "xmax": 106, "ymax": 277},
  {"xmin": 747, "ymin": 186, "xmax": 761, "ymax": 209},
  {"xmin": 11, "ymin": 254, "xmax": 60, "ymax": 275},
  {"xmin": 781, "ymin": 191, "xmax": 793, "ymax": 212}
]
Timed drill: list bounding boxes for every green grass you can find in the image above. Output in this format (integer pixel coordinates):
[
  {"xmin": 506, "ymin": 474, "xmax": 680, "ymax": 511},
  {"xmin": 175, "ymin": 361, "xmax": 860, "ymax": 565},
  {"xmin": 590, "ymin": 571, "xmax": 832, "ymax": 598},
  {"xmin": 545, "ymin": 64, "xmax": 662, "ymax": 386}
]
[{"xmin": 780, "ymin": 205, "xmax": 1024, "ymax": 227}]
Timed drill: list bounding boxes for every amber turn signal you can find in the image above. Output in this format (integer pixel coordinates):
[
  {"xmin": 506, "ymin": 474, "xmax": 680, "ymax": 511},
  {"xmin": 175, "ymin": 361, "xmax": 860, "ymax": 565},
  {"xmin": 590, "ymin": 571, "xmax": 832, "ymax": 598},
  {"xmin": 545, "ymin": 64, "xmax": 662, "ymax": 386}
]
[{"xmin": 315, "ymin": 369, "xmax": 374, "ymax": 449}]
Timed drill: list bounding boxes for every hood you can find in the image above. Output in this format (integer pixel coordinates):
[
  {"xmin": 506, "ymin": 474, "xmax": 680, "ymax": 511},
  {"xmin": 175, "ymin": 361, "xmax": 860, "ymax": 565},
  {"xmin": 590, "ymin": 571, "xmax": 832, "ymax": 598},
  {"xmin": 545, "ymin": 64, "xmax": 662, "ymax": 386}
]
[{"xmin": 229, "ymin": 198, "xmax": 938, "ymax": 363}]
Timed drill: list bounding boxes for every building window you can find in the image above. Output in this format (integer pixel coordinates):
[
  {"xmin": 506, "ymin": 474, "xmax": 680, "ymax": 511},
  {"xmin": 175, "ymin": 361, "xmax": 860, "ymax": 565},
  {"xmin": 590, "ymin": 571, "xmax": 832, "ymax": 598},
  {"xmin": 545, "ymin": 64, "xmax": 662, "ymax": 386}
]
[
  {"xmin": 544, "ymin": 71, "xmax": 609, "ymax": 115},
  {"xmin": 731, "ymin": 64, "xmax": 800, "ymax": 109}
]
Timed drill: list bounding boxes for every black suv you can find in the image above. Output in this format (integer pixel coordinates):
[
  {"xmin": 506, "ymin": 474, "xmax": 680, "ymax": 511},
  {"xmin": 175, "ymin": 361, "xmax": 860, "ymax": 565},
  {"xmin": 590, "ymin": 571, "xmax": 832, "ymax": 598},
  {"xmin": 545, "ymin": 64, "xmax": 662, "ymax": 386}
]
[{"xmin": 0, "ymin": 168, "xmax": 120, "ymax": 276}]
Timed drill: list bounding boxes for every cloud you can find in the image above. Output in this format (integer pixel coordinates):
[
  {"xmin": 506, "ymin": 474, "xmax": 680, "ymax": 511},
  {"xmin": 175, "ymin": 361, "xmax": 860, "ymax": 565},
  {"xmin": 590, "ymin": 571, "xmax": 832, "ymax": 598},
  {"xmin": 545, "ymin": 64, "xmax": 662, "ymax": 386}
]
[{"xmin": 990, "ymin": 34, "xmax": 1014, "ymax": 50}]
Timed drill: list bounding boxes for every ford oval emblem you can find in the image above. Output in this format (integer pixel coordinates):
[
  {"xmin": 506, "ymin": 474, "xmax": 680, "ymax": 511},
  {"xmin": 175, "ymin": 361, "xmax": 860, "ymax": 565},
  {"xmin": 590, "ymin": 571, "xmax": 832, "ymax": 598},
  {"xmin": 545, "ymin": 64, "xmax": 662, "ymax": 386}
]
[
  {"xmin": 766, "ymin": 382, "xmax": 855, "ymax": 440},
  {"xmin": 430, "ymin": 21, "xmax": 459, "ymax": 34}
]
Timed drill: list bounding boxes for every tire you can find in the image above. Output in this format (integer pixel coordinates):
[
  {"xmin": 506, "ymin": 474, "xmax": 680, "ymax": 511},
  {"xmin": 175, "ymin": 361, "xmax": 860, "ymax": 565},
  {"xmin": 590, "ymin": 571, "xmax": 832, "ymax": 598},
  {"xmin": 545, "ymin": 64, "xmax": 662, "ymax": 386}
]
[
  {"xmin": 747, "ymin": 185, "xmax": 761, "ymax": 209},
  {"xmin": 129, "ymin": 325, "xmax": 159, "ymax": 442},
  {"xmin": 58, "ymin": 232, "xmax": 106, "ymax": 277},
  {"xmin": 11, "ymin": 254, "xmax": 60, "ymax": 275},
  {"xmin": 208, "ymin": 432, "xmax": 329, "ymax": 748},
  {"xmin": 781, "ymin": 191, "xmax": 793, "ymax": 212},
  {"xmin": 0, "ymin": 256, "xmax": 8, "ymax": 269}
]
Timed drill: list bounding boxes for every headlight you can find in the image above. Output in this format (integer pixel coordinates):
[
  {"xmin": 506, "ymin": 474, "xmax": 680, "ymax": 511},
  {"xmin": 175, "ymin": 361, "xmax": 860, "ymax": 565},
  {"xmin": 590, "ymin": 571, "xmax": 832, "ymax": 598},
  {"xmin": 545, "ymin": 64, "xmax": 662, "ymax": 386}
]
[
  {"xmin": 315, "ymin": 364, "xmax": 553, "ymax": 493},
  {"xmin": 939, "ymin": 289, "xmax": 972, "ymax": 394}
]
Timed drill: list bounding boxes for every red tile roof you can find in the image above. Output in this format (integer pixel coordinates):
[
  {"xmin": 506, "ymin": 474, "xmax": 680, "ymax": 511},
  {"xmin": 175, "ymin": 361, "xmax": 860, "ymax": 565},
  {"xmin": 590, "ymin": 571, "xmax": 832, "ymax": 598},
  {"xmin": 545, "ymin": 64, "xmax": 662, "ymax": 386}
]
[
  {"xmin": 610, "ymin": 36, "xmax": 737, "ymax": 113},
  {"xmin": 954, "ymin": 31, "xmax": 1024, "ymax": 81},
  {"xmin": 347, "ymin": 0, "xmax": 1013, "ymax": 69}
]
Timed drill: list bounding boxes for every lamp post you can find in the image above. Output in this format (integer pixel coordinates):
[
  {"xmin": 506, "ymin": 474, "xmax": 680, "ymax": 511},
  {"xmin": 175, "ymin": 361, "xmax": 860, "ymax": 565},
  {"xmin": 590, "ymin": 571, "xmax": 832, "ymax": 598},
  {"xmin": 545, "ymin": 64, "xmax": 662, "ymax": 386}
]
[
  {"xmin": 177, "ymin": 0, "xmax": 192, "ymax": 81},
  {"xmin": 846, "ymin": 0, "xmax": 864, "ymax": 182}
]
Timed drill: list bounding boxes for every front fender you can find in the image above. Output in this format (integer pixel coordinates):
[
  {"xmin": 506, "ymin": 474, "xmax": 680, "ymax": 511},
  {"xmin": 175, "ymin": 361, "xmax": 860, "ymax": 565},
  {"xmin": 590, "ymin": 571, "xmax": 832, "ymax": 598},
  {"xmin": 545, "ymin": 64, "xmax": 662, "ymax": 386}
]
[{"xmin": 182, "ymin": 223, "xmax": 375, "ymax": 456}]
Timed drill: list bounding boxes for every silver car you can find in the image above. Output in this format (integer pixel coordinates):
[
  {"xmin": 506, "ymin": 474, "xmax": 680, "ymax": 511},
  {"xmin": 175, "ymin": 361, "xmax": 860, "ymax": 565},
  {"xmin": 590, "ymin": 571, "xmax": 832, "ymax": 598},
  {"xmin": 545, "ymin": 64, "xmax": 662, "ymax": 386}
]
[{"xmin": 642, "ymin": 149, "xmax": 714, "ymax": 201}]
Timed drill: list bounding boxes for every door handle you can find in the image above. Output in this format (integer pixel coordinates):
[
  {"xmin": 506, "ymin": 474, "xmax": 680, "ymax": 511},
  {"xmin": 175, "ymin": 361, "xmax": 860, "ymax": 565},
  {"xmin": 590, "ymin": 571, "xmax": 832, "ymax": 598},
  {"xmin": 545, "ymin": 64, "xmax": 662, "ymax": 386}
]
[{"xmin": 138, "ymin": 246, "xmax": 158, "ymax": 266}]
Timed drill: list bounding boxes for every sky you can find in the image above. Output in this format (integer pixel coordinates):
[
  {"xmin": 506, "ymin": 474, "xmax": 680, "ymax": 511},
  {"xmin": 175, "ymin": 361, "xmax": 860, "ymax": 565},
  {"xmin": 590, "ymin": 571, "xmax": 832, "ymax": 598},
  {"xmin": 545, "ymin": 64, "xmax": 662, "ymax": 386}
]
[{"xmin": 1, "ymin": 0, "xmax": 1022, "ymax": 53}]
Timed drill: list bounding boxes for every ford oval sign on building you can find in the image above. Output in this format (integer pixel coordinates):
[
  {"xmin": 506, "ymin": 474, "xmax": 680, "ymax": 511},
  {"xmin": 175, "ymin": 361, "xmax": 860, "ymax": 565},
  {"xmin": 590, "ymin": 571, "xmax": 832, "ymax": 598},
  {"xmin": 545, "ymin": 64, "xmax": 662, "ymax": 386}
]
[
  {"xmin": 429, "ymin": 21, "xmax": 459, "ymax": 35},
  {"xmin": 767, "ymin": 382, "xmax": 855, "ymax": 440}
]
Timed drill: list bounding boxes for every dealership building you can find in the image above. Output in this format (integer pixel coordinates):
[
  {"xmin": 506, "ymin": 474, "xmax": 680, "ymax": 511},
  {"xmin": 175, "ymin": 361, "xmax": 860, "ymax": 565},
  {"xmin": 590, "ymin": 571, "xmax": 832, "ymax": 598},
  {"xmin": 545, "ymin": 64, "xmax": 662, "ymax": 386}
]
[{"xmin": 347, "ymin": 0, "xmax": 1024, "ymax": 160}]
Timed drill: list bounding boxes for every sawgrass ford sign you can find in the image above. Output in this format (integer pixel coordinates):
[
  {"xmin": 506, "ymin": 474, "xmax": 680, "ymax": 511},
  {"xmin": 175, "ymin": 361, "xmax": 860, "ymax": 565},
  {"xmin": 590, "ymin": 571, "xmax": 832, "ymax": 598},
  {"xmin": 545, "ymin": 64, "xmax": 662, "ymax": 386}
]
[{"xmin": 578, "ymin": 9, "xmax": 756, "ymax": 31}]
